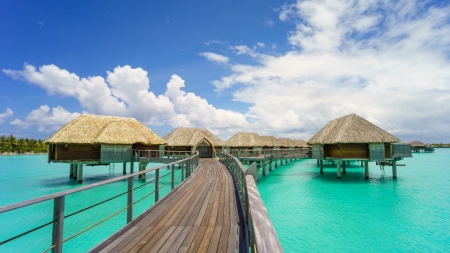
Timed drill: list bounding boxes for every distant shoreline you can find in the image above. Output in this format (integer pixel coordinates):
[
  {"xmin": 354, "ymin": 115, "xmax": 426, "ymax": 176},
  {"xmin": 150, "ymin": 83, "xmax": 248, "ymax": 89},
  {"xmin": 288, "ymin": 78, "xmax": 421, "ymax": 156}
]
[{"xmin": 0, "ymin": 152, "xmax": 46, "ymax": 156}]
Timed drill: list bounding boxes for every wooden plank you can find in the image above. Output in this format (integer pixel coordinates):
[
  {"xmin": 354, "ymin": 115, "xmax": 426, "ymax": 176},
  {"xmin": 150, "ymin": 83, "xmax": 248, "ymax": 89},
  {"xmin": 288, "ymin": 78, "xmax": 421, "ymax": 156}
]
[
  {"xmin": 166, "ymin": 226, "xmax": 192, "ymax": 253},
  {"xmin": 217, "ymin": 226, "xmax": 230, "ymax": 253},
  {"xmin": 187, "ymin": 226, "xmax": 207, "ymax": 253},
  {"xmin": 206, "ymin": 226, "xmax": 223, "ymax": 253},
  {"xmin": 154, "ymin": 226, "xmax": 185, "ymax": 253},
  {"xmin": 177, "ymin": 225, "xmax": 200, "ymax": 253},
  {"xmin": 198, "ymin": 225, "xmax": 215, "ymax": 252}
]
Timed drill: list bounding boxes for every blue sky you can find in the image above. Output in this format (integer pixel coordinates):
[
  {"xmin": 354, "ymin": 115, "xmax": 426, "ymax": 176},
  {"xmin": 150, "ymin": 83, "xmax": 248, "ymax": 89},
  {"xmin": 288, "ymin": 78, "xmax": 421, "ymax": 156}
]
[{"xmin": 1, "ymin": 0, "xmax": 450, "ymax": 143}]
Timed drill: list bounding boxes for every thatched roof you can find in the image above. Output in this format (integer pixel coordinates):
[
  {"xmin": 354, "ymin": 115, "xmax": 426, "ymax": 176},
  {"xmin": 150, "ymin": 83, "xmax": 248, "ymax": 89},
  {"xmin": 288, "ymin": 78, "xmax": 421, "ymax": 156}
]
[
  {"xmin": 278, "ymin": 138, "xmax": 296, "ymax": 147},
  {"xmin": 260, "ymin": 136, "xmax": 283, "ymax": 147},
  {"xmin": 225, "ymin": 132, "xmax": 265, "ymax": 147},
  {"xmin": 293, "ymin": 139, "xmax": 309, "ymax": 148},
  {"xmin": 308, "ymin": 113, "xmax": 400, "ymax": 144},
  {"xmin": 163, "ymin": 127, "xmax": 225, "ymax": 147},
  {"xmin": 411, "ymin": 141, "xmax": 426, "ymax": 147},
  {"xmin": 45, "ymin": 114, "xmax": 166, "ymax": 145}
]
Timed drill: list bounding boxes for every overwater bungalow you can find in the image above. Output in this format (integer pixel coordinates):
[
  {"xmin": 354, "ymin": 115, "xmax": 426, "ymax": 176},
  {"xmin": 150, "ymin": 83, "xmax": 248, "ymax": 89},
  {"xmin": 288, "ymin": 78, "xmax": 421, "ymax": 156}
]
[
  {"xmin": 163, "ymin": 127, "xmax": 225, "ymax": 158},
  {"xmin": 278, "ymin": 138, "xmax": 296, "ymax": 149},
  {"xmin": 308, "ymin": 113, "xmax": 412, "ymax": 179},
  {"xmin": 260, "ymin": 136, "xmax": 282, "ymax": 150},
  {"xmin": 293, "ymin": 139, "xmax": 309, "ymax": 148},
  {"xmin": 225, "ymin": 132, "xmax": 265, "ymax": 158},
  {"xmin": 45, "ymin": 114, "xmax": 166, "ymax": 182},
  {"xmin": 411, "ymin": 140, "xmax": 434, "ymax": 153}
]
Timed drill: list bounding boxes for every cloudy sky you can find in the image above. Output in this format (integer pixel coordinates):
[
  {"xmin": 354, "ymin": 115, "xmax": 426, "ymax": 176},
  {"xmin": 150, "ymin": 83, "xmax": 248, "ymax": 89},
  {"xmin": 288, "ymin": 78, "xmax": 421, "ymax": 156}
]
[{"xmin": 1, "ymin": 0, "xmax": 449, "ymax": 143}]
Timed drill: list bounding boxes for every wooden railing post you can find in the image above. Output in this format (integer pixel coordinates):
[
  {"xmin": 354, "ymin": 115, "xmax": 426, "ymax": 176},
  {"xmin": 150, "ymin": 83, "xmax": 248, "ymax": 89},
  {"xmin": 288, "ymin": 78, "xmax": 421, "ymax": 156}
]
[
  {"xmin": 171, "ymin": 164, "xmax": 175, "ymax": 189},
  {"xmin": 155, "ymin": 169, "xmax": 160, "ymax": 202},
  {"xmin": 52, "ymin": 196, "xmax": 65, "ymax": 253},
  {"xmin": 127, "ymin": 177, "xmax": 133, "ymax": 223}
]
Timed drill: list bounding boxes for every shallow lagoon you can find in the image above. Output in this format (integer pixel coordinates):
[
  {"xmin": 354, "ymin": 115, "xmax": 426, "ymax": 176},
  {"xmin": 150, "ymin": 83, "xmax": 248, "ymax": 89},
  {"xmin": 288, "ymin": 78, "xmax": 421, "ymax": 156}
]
[
  {"xmin": 0, "ymin": 155, "xmax": 181, "ymax": 252},
  {"xmin": 256, "ymin": 149, "xmax": 450, "ymax": 252}
]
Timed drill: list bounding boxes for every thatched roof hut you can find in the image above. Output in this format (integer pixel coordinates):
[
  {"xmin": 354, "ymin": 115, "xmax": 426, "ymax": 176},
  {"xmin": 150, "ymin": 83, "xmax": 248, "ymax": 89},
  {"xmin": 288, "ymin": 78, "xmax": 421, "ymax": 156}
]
[
  {"xmin": 45, "ymin": 114, "xmax": 166, "ymax": 164},
  {"xmin": 225, "ymin": 132, "xmax": 265, "ymax": 147},
  {"xmin": 308, "ymin": 114, "xmax": 399, "ymax": 144},
  {"xmin": 163, "ymin": 127, "xmax": 224, "ymax": 147},
  {"xmin": 293, "ymin": 139, "xmax": 309, "ymax": 148},
  {"xmin": 308, "ymin": 113, "xmax": 408, "ymax": 162},
  {"xmin": 46, "ymin": 114, "xmax": 166, "ymax": 145},
  {"xmin": 260, "ymin": 136, "xmax": 283, "ymax": 148},
  {"xmin": 163, "ymin": 127, "xmax": 224, "ymax": 158},
  {"xmin": 278, "ymin": 138, "xmax": 296, "ymax": 148},
  {"xmin": 411, "ymin": 141, "xmax": 426, "ymax": 148}
]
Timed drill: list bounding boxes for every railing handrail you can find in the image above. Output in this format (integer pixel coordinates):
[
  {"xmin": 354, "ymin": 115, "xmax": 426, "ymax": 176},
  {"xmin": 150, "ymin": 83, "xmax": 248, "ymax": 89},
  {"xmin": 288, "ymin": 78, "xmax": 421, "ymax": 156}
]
[
  {"xmin": 219, "ymin": 152, "xmax": 283, "ymax": 253},
  {"xmin": 0, "ymin": 154, "xmax": 194, "ymax": 214}
]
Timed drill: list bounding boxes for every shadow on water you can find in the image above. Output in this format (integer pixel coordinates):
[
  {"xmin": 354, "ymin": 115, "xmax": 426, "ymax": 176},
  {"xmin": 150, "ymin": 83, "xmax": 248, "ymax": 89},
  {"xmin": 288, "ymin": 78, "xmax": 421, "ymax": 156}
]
[{"xmin": 267, "ymin": 162, "xmax": 395, "ymax": 185}]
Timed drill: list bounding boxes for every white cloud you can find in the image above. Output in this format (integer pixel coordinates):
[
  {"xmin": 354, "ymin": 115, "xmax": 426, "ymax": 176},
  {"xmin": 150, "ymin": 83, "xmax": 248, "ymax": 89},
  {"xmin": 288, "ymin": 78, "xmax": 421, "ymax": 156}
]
[
  {"xmin": 4, "ymin": 65, "xmax": 250, "ymax": 137},
  {"xmin": 208, "ymin": 0, "xmax": 450, "ymax": 142},
  {"xmin": 0, "ymin": 108, "xmax": 13, "ymax": 123},
  {"xmin": 199, "ymin": 52, "xmax": 229, "ymax": 64},
  {"xmin": 10, "ymin": 105, "xmax": 80, "ymax": 132}
]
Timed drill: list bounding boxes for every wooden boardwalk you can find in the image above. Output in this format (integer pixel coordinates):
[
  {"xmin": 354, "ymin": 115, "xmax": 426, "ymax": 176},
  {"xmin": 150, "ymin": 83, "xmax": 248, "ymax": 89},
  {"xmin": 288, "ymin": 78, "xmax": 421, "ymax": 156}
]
[{"xmin": 94, "ymin": 159, "xmax": 239, "ymax": 253}]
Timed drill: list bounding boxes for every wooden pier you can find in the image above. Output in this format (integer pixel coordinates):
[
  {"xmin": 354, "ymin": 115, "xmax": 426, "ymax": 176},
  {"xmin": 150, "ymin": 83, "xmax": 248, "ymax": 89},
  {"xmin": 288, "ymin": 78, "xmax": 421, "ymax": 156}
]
[{"xmin": 91, "ymin": 159, "xmax": 240, "ymax": 253}]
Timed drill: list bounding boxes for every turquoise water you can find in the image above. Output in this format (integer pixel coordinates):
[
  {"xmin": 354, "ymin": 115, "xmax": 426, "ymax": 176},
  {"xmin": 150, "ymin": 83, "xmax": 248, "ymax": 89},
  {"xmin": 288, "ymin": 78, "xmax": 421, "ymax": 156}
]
[
  {"xmin": 0, "ymin": 155, "xmax": 184, "ymax": 253},
  {"xmin": 257, "ymin": 149, "xmax": 450, "ymax": 252}
]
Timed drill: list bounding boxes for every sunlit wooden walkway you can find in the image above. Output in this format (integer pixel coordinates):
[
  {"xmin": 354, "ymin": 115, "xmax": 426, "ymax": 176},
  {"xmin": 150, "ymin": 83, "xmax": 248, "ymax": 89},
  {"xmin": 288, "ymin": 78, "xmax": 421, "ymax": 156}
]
[{"xmin": 94, "ymin": 159, "xmax": 239, "ymax": 253}]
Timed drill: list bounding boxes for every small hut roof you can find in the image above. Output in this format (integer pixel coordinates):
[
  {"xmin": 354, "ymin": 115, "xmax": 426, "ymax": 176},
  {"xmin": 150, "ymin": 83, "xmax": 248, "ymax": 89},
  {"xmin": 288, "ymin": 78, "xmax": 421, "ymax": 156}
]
[
  {"xmin": 163, "ymin": 127, "xmax": 225, "ymax": 147},
  {"xmin": 278, "ymin": 138, "xmax": 296, "ymax": 147},
  {"xmin": 45, "ymin": 114, "xmax": 166, "ymax": 145},
  {"xmin": 225, "ymin": 132, "xmax": 265, "ymax": 147},
  {"xmin": 293, "ymin": 139, "xmax": 309, "ymax": 148},
  {"xmin": 260, "ymin": 136, "xmax": 283, "ymax": 147},
  {"xmin": 308, "ymin": 113, "xmax": 400, "ymax": 144},
  {"xmin": 411, "ymin": 141, "xmax": 426, "ymax": 147}
]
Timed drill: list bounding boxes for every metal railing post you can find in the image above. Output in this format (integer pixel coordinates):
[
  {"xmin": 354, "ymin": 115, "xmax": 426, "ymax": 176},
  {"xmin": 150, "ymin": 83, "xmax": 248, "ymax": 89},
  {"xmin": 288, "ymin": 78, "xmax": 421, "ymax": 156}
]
[
  {"xmin": 52, "ymin": 196, "xmax": 65, "ymax": 253},
  {"xmin": 155, "ymin": 169, "xmax": 160, "ymax": 202},
  {"xmin": 171, "ymin": 164, "xmax": 175, "ymax": 189},
  {"xmin": 127, "ymin": 177, "xmax": 133, "ymax": 223},
  {"xmin": 182, "ymin": 161, "xmax": 185, "ymax": 181}
]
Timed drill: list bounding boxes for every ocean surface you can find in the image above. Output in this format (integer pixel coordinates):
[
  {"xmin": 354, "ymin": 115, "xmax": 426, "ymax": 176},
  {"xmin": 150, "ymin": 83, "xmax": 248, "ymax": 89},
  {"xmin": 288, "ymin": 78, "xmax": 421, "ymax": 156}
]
[
  {"xmin": 1, "ymin": 150, "xmax": 449, "ymax": 252},
  {"xmin": 256, "ymin": 149, "xmax": 450, "ymax": 252},
  {"xmin": 0, "ymin": 155, "xmax": 182, "ymax": 253}
]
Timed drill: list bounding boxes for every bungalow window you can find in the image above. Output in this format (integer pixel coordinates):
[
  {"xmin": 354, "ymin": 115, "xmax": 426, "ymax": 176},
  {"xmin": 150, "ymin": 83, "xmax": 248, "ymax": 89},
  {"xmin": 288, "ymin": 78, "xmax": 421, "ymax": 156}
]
[{"xmin": 60, "ymin": 144, "xmax": 69, "ymax": 152}]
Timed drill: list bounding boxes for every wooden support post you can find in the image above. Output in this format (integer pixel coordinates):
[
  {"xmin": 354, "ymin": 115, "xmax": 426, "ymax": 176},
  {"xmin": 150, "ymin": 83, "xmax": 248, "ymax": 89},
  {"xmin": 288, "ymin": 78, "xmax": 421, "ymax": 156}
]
[
  {"xmin": 155, "ymin": 169, "xmax": 160, "ymax": 202},
  {"xmin": 130, "ymin": 162, "xmax": 134, "ymax": 173},
  {"xmin": 171, "ymin": 164, "xmax": 175, "ymax": 189},
  {"xmin": 52, "ymin": 196, "xmax": 65, "ymax": 253},
  {"xmin": 317, "ymin": 159, "xmax": 319, "ymax": 165},
  {"xmin": 319, "ymin": 160, "xmax": 323, "ymax": 174},
  {"xmin": 77, "ymin": 164, "xmax": 83, "ymax": 183},
  {"xmin": 361, "ymin": 161, "xmax": 363, "ymax": 167},
  {"xmin": 123, "ymin": 162, "xmax": 126, "ymax": 175},
  {"xmin": 327, "ymin": 160, "xmax": 329, "ymax": 167},
  {"xmin": 237, "ymin": 149, "xmax": 241, "ymax": 159},
  {"xmin": 392, "ymin": 160, "xmax": 397, "ymax": 179},
  {"xmin": 337, "ymin": 161, "xmax": 341, "ymax": 179},
  {"xmin": 127, "ymin": 177, "xmax": 133, "ymax": 223},
  {"xmin": 269, "ymin": 160, "xmax": 273, "ymax": 171},
  {"xmin": 69, "ymin": 164, "xmax": 74, "ymax": 178},
  {"xmin": 364, "ymin": 161, "xmax": 369, "ymax": 179},
  {"xmin": 343, "ymin": 161, "xmax": 346, "ymax": 173},
  {"xmin": 139, "ymin": 163, "xmax": 145, "ymax": 181},
  {"xmin": 73, "ymin": 166, "xmax": 78, "ymax": 180},
  {"xmin": 275, "ymin": 159, "xmax": 278, "ymax": 168}
]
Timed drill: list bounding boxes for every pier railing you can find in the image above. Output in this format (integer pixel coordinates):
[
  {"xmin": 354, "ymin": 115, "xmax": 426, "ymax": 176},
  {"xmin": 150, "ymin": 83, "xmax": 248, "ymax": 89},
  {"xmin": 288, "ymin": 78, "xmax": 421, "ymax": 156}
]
[
  {"xmin": 219, "ymin": 152, "xmax": 283, "ymax": 253},
  {"xmin": 229, "ymin": 148, "xmax": 310, "ymax": 159},
  {"xmin": 134, "ymin": 149, "xmax": 190, "ymax": 159},
  {"xmin": 0, "ymin": 152, "xmax": 199, "ymax": 253}
]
